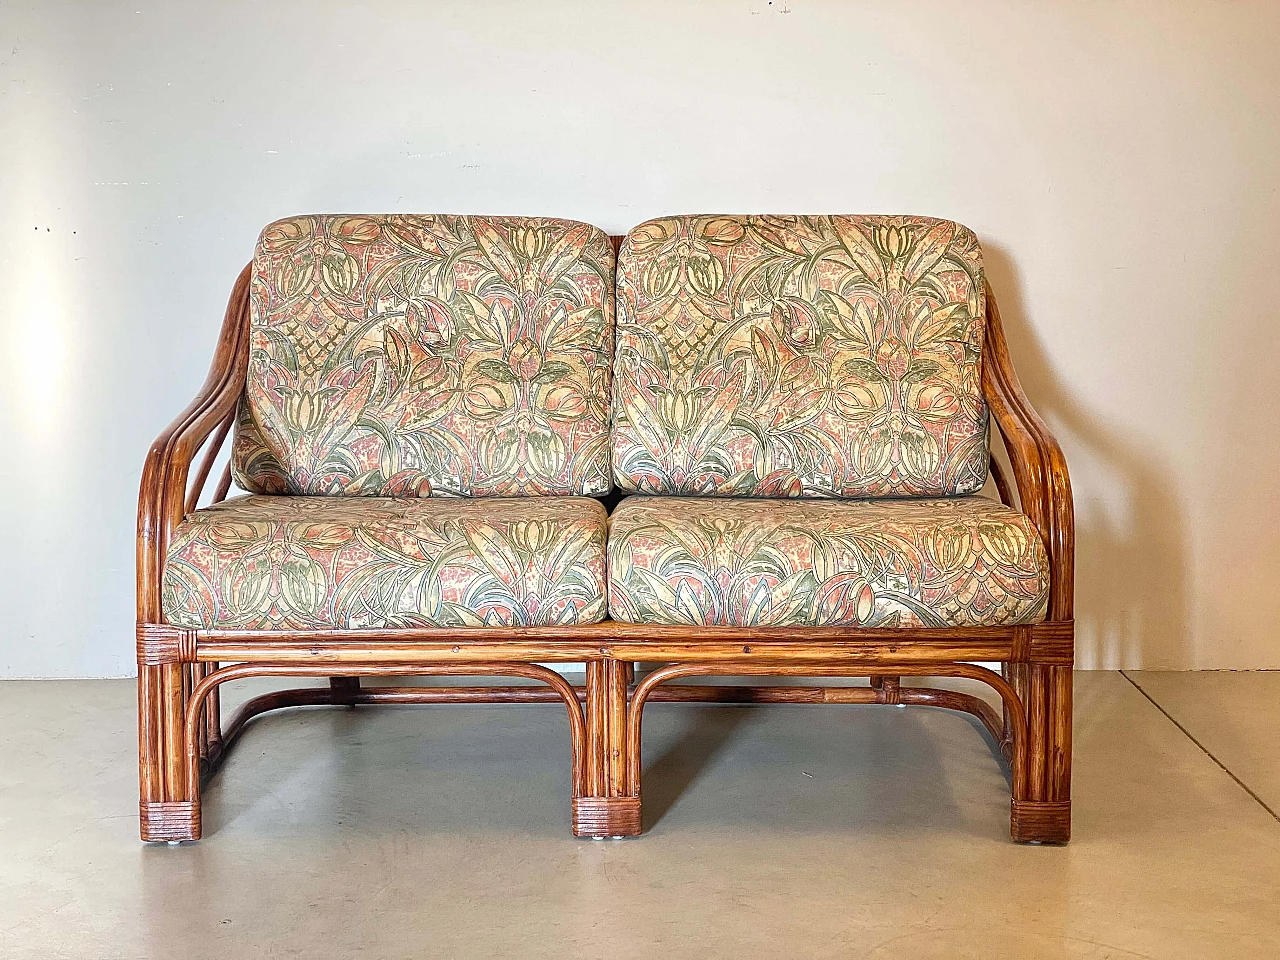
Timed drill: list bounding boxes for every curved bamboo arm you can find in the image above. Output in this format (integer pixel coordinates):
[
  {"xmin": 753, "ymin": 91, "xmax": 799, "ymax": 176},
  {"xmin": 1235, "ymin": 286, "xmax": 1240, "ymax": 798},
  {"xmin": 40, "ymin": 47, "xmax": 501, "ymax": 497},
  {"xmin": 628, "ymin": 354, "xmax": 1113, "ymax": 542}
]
[
  {"xmin": 982, "ymin": 282, "xmax": 1075, "ymax": 620},
  {"xmin": 184, "ymin": 411, "xmax": 235, "ymax": 515},
  {"xmin": 988, "ymin": 453, "xmax": 1015, "ymax": 508},
  {"xmin": 136, "ymin": 263, "xmax": 253, "ymax": 623}
]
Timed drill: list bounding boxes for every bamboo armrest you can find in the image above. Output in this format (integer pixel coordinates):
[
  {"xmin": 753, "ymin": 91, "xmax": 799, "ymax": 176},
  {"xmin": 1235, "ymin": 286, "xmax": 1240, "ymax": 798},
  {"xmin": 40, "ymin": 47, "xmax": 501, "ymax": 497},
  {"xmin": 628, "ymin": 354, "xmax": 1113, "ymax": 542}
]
[
  {"xmin": 981, "ymin": 282, "xmax": 1075, "ymax": 620},
  {"xmin": 137, "ymin": 263, "xmax": 252, "ymax": 620}
]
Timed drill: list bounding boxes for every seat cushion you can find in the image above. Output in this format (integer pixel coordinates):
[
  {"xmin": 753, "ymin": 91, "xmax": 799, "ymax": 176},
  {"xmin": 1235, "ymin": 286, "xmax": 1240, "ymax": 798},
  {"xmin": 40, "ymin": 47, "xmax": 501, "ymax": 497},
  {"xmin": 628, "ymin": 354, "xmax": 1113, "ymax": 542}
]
[
  {"xmin": 612, "ymin": 215, "xmax": 989, "ymax": 498},
  {"xmin": 607, "ymin": 496, "xmax": 1048, "ymax": 627},
  {"xmin": 232, "ymin": 215, "xmax": 615, "ymax": 497},
  {"xmin": 162, "ymin": 495, "xmax": 607, "ymax": 630}
]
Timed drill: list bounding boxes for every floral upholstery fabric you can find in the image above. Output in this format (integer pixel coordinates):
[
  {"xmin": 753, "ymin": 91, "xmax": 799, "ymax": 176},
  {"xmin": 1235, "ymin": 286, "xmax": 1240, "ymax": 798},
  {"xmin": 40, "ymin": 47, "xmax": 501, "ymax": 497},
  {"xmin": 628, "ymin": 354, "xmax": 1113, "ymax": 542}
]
[
  {"xmin": 607, "ymin": 496, "xmax": 1047, "ymax": 628},
  {"xmin": 162, "ymin": 495, "xmax": 607, "ymax": 630},
  {"xmin": 232, "ymin": 215, "xmax": 615, "ymax": 497},
  {"xmin": 612, "ymin": 215, "xmax": 989, "ymax": 498}
]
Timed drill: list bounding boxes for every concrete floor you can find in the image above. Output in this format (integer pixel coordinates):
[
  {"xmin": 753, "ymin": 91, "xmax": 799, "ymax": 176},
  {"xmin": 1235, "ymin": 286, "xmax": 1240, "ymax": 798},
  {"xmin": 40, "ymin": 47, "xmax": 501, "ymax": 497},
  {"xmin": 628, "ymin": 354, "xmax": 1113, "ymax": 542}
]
[{"xmin": 1, "ymin": 672, "xmax": 1278, "ymax": 960}]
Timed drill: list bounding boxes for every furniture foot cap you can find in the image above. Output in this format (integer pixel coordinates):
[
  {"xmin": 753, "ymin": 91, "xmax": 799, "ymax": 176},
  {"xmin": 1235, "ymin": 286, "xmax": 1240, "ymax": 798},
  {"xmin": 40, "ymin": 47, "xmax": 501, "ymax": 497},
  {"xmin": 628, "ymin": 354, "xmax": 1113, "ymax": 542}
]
[
  {"xmin": 140, "ymin": 800, "xmax": 201, "ymax": 842},
  {"xmin": 1010, "ymin": 799, "xmax": 1071, "ymax": 844},
  {"xmin": 572, "ymin": 796, "xmax": 641, "ymax": 838}
]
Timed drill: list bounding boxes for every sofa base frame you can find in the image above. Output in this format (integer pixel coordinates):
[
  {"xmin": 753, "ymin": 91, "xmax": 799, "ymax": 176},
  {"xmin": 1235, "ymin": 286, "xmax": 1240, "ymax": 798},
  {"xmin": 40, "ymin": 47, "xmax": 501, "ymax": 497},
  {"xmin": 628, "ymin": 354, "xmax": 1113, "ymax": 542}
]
[{"xmin": 137, "ymin": 621, "xmax": 1073, "ymax": 845}]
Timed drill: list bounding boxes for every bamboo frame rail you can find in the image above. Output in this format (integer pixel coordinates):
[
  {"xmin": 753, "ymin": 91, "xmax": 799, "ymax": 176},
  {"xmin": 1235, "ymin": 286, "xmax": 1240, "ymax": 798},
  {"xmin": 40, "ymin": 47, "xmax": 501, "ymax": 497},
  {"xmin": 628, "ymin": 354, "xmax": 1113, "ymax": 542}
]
[
  {"xmin": 623, "ymin": 662, "xmax": 1027, "ymax": 796},
  {"xmin": 182, "ymin": 662, "xmax": 588, "ymax": 827},
  {"xmin": 175, "ymin": 621, "xmax": 1072, "ymax": 666},
  {"xmin": 209, "ymin": 680, "xmax": 1006, "ymax": 760},
  {"xmin": 137, "ymin": 248, "xmax": 1074, "ymax": 846}
]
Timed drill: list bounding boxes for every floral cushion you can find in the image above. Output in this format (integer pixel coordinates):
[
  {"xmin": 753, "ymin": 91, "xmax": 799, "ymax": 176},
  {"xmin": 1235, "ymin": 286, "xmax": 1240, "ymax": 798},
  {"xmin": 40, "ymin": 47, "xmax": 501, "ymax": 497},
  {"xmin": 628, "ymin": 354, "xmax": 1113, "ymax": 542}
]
[
  {"xmin": 607, "ymin": 496, "xmax": 1047, "ymax": 627},
  {"xmin": 232, "ymin": 215, "xmax": 615, "ymax": 497},
  {"xmin": 612, "ymin": 215, "xmax": 989, "ymax": 498},
  {"xmin": 162, "ymin": 495, "xmax": 607, "ymax": 630}
]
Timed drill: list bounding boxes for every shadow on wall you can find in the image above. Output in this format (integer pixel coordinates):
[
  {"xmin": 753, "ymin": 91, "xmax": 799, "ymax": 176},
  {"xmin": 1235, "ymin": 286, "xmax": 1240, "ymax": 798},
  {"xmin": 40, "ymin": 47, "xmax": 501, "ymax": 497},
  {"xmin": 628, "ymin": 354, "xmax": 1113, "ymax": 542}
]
[{"xmin": 983, "ymin": 243, "xmax": 1190, "ymax": 670}]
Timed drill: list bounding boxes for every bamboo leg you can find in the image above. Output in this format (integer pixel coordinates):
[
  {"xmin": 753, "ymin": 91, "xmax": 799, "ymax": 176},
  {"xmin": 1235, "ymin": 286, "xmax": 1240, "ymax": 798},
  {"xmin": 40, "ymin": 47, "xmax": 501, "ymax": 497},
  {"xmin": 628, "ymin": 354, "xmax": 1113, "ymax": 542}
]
[
  {"xmin": 998, "ymin": 662, "xmax": 1015, "ymax": 762},
  {"xmin": 205, "ymin": 663, "xmax": 223, "ymax": 764},
  {"xmin": 573, "ymin": 660, "xmax": 641, "ymax": 838},
  {"xmin": 1010, "ymin": 662, "xmax": 1072, "ymax": 843},
  {"xmin": 187, "ymin": 664, "xmax": 206, "ymax": 762},
  {"xmin": 878, "ymin": 676, "xmax": 901, "ymax": 704},
  {"xmin": 138, "ymin": 663, "xmax": 200, "ymax": 842},
  {"xmin": 329, "ymin": 676, "xmax": 360, "ymax": 706}
]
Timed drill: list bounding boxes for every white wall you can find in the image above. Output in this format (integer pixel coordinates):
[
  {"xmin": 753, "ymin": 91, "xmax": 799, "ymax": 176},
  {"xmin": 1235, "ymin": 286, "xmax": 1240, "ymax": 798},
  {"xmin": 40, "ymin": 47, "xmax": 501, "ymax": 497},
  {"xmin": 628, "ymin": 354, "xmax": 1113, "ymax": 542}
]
[{"xmin": 2, "ymin": 0, "xmax": 1278, "ymax": 677}]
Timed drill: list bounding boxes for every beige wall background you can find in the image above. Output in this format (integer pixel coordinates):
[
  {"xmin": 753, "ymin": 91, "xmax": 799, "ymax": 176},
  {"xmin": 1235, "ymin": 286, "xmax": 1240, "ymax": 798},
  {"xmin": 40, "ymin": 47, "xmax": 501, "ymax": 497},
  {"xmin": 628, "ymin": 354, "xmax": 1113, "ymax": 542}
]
[{"xmin": 2, "ymin": 0, "xmax": 1278, "ymax": 677}]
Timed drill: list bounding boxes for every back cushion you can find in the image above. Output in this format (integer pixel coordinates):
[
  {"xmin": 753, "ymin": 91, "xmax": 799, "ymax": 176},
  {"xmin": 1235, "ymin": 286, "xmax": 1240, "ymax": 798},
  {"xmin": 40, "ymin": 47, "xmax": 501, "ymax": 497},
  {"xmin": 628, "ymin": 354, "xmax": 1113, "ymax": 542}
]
[
  {"xmin": 233, "ymin": 215, "xmax": 614, "ymax": 497},
  {"xmin": 612, "ymin": 215, "xmax": 989, "ymax": 498}
]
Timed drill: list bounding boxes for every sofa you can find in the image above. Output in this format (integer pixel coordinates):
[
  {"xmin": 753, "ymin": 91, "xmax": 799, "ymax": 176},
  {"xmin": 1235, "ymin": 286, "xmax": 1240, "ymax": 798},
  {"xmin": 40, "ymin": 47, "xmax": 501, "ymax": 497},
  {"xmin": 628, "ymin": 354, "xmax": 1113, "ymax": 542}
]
[{"xmin": 138, "ymin": 213, "xmax": 1073, "ymax": 844}]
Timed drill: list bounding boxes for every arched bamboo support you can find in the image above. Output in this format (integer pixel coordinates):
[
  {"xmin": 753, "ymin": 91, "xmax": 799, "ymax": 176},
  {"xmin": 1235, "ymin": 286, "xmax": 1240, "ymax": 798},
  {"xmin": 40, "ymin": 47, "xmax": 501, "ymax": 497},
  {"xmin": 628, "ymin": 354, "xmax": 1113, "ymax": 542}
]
[
  {"xmin": 625, "ymin": 663, "xmax": 1028, "ymax": 801},
  {"xmin": 183, "ymin": 662, "xmax": 590, "ymax": 810}
]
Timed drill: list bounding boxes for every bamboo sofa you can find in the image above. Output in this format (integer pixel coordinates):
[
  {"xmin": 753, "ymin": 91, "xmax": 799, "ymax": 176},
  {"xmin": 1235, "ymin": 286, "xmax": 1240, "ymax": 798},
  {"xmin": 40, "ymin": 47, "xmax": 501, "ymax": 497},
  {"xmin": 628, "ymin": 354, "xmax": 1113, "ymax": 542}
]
[{"xmin": 138, "ymin": 214, "xmax": 1073, "ymax": 844}]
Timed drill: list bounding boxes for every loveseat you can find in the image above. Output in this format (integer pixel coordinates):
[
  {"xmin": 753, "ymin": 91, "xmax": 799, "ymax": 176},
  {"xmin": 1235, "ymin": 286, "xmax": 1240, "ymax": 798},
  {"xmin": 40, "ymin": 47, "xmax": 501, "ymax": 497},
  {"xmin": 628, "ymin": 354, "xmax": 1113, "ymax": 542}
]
[{"xmin": 138, "ymin": 214, "xmax": 1073, "ymax": 844}]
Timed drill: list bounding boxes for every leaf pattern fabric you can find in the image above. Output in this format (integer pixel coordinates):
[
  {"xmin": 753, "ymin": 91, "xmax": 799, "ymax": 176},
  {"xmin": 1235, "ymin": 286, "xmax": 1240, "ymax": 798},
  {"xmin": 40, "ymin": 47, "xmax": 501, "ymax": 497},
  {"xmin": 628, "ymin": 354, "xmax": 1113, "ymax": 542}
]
[
  {"xmin": 607, "ymin": 496, "xmax": 1048, "ymax": 628},
  {"xmin": 162, "ymin": 495, "xmax": 607, "ymax": 629},
  {"xmin": 612, "ymin": 215, "xmax": 989, "ymax": 498},
  {"xmin": 232, "ymin": 215, "xmax": 615, "ymax": 497}
]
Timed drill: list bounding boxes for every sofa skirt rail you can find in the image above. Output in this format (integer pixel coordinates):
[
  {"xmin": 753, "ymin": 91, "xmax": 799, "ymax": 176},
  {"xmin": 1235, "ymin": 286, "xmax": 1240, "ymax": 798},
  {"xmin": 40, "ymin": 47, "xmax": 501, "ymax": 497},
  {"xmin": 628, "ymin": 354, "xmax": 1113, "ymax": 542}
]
[{"xmin": 138, "ymin": 620, "xmax": 1074, "ymax": 668}]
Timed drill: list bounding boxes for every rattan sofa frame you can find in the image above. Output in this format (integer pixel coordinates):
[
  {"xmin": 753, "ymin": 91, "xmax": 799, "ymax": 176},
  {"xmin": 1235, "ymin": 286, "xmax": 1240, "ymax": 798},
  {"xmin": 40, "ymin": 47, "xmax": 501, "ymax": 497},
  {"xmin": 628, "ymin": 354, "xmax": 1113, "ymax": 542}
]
[{"xmin": 138, "ymin": 237, "xmax": 1073, "ymax": 844}]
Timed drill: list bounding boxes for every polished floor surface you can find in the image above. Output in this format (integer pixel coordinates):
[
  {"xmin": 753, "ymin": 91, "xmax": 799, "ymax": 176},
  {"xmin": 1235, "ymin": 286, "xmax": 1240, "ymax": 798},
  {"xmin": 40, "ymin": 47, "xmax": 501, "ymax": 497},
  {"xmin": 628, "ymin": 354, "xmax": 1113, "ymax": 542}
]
[{"xmin": 1, "ymin": 671, "xmax": 1278, "ymax": 959}]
